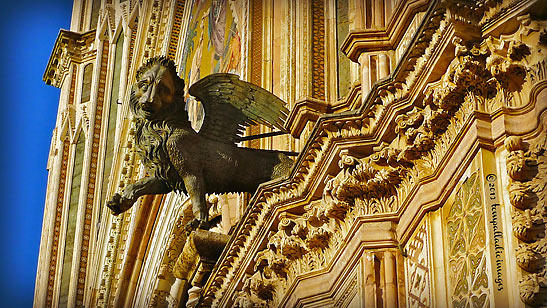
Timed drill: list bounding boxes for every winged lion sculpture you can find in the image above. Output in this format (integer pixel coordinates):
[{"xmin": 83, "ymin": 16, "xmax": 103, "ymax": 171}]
[{"xmin": 106, "ymin": 56, "xmax": 294, "ymax": 229}]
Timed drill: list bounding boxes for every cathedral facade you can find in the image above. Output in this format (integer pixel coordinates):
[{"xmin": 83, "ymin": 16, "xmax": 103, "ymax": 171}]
[{"xmin": 35, "ymin": 0, "xmax": 547, "ymax": 307}]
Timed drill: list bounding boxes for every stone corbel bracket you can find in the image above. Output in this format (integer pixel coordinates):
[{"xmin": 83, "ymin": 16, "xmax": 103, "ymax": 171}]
[{"xmin": 43, "ymin": 29, "xmax": 96, "ymax": 88}]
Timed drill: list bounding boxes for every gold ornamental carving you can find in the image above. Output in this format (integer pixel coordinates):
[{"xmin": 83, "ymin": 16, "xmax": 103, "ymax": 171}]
[
  {"xmin": 506, "ymin": 133, "xmax": 547, "ymax": 307},
  {"xmin": 200, "ymin": 3, "xmax": 547, "ymax": 306}
]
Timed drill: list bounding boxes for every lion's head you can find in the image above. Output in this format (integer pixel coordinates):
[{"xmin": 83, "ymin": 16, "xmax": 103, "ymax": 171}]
[
  {"xmin": 130, "ymin": 56, "xmax": 186, "ymax": 121},
  {"xmin": 130, "ymin": 56, "xmax": 188, "ymax": 192}
]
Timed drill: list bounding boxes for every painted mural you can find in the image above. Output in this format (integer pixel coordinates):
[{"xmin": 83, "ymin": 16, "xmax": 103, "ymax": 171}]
[
  {"xmin": 180, "ymin": 0, "xmax": 247, "ymax": 130},
  {"xmin": 181, "ymin": 0, "xmax": 246, "ymax": 83}
]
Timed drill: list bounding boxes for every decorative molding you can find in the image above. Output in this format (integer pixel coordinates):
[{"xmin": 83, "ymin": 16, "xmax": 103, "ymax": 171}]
[
  {"xmin": 143, "ymin": 0, "xmax": 162, "ymax": 59},
  {"xmin": 46, "ymin": 140, "xmax": 70, "ymax": 308},
  {"xmin": 166, "ymin": 0, "xmax": 185, "ymax": 60},
  {"xmin": 341, "ymin": 0, "xmax": 429, "ymax": 62},
  {"xmin": 45, "ymin": 61, "xmax": 79, "ymax": 307},
  {"xmin": 444, "ymin": 0, "xmax": 533, "ymax": 29},
  {"xmin": 75, "ymin": 48, "xmax": 102, "ymax": 302},
  {"xmin": 199, "ymin": 2, "xmax": 547, "ymax": 306},
  {"xmin": 251, "ymin": 21, "xmax": 537, "ymax": 300},
  {"xmin": 44, "ymin": 29, "xmax": 97, "ymax": 88},
  {"xmin": 311, "ymin": 0, "xmax": 326, "ymax": 100},
  {"xmin": 250, "ymin": 0, "xmax": 263, "ymax": 87},
  {"xmin": 506, "ymin": 132, "xmax": 547, "ymax": 307},
  {"xmin": 286, "ymin": 97, "xmax": 329, "ymax": 137},
  {"xmin": 333, "ymin": 274, "xmax": 358, "ymax": 308},
  {"xmin": 330, "ymin": 82, "xmax": 362, "ymax": 113},
  {"xmin": 405, "ymin": 219, "xmax": 432, "ymax": 307},
  {"xmin": 127, "ymin": 18, "xmax": 139, "ymax": 75},
  {"xmin": 154, "ymin": 0, "xmax": 174, "ymax": 56},
  {"xmin": 78, "ymin": 0, "xmax": 88, "ymax": 32},
  {"xmin": 95, "ymin": 39, "xmax": 118, "ymax": 308}
]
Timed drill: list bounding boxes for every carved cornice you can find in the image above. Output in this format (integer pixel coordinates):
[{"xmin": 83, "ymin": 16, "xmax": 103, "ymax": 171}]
[
  {"xmin": 330, "ymin": 82, "xmax": 362, "ymax": 113},
  {"xmin": 199, "ymin": 1, "xmax": 547, "ymax": 306},
  {"xmin": 341, "ymin": 0, "xmax": 429, "ymax": 62},
  {"xmin": 444, "ymin": 0, "xmax": 538, "ymax": 31},
  {"xmin": 286, "ymin": 98, "xmax": 329, "ymax": 137},
  {"xmin": 244, "ymin": 24, "xmax": 540, "ymax": 304},
  {"xmin": 43, "ymin": 29, "xmax": 96, "ymax": 88},
  {"xmin": 287, "ymin": 83, "xmax": 363, "ymax": 136}
]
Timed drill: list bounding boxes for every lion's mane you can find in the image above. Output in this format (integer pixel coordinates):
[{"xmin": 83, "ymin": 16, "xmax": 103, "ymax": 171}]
[{"xmin": 130, "ymin": 56, "xmax": 188, "ymax": 193}]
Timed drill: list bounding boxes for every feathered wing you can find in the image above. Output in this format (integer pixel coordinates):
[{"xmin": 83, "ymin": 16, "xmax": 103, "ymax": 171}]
[{"xmin": 188, "ymin": 73, "xmax": 289, "ymax": 144}]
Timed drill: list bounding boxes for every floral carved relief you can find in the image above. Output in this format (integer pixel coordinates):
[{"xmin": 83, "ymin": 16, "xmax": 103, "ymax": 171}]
[{"xmin": 506, "ymin": 133, "xmax": 547, "ymax": 307}]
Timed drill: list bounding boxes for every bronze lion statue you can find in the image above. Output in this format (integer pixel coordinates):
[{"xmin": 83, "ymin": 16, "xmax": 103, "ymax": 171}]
[{"xmin": 106, "ymin": 56, "xmax": 293, "ymax": 229}]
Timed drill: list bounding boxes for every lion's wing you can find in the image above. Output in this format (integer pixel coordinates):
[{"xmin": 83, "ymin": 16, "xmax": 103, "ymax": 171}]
[{"xmin": 188, "ymin": 73, "xmax": 288, "ymax": 144}]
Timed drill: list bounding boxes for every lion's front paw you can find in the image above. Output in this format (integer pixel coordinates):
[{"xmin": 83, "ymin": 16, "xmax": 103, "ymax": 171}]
[{"xmin": 106, "ymin": 193, "xmax": 133, "ymax": 216}]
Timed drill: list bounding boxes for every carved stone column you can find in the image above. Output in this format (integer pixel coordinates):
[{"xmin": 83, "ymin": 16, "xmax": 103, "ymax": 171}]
[
  {"xmin": 169, "ymin": 278, "xmax": 187, "ymax": 308},
  {"xmin": 359, "ymin": 54, "xmax": 371, "ymax": 98},
  {"xmin": 384, "ymin": 251, "xmax": 398, "ymax": 307},
  {"xmin": 378, "ymin": 52, "xmax": 390, "ymax": 80},
  {"xmin": 363, "ymin": 253, "xmax": 376, "ymax": 308}
]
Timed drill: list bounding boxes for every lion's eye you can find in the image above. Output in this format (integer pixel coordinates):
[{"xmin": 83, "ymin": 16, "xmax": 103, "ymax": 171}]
[{"xmin": 138, "ymin": 81, "xmax": 148, "ymax": 91}]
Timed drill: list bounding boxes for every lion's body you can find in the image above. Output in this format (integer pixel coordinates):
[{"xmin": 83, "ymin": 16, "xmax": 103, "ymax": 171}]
[
  {"xmin": 165, "ymin": 126, "xmax": 292, "ymax": 194},
  {"xmin": 107, "ymin": 57, "xmax": 294, "ymax": 228}
]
